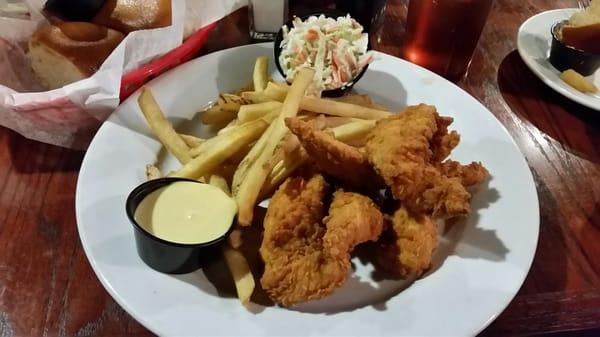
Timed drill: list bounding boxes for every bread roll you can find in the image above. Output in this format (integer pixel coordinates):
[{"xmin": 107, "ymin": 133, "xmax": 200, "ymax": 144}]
[
  {"xmin": 92, "ymin": 0, "xmax": 172, "ymax": 34},
  {"xmin": 562, "ymin": 1, "xmax": 600, "ymax": 54},
  {"xmin": 28, "ymin": 22, "xmax": 124, "ymax": 89}
]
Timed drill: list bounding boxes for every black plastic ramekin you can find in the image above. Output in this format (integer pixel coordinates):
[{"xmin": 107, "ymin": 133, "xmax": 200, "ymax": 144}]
[
  {"xmin": 549, "ymin": 21, "xmax": 600, "ymax": 76},
  {"xmin": 125, "ymin": 177, "xmax": 233, "ymax": 274}
]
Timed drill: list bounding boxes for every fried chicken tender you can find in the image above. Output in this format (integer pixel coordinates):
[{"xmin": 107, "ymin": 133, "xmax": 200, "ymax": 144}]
[
  {"xmin": 260, "ymin": 175, "xmax": 384, "ymax": 306},
  {"xmin": 438, "ymin": 160, "xmax": 489, "ymax": 187},
  {"xmin": 285, "ymin": 117, "xmax": 381, "ymax": 189},
  {"xmin": 365, "ymin": 104, "xmax": 476, "ymax": 218},
  {"xmin": 377, "ymin": 207, "xmax": 438, "ymax": 277},
  {"xmin": 324, "ymin": 191, "xmax": 384, "ymax": 261},
  {"xmin": 431, "ymin": 116, "xmax": 460, "ymax": 163}
]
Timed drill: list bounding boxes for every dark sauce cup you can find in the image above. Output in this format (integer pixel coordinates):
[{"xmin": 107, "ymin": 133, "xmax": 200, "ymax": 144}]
[
  {"xmin": 273, "ymin": 10, "xmax": 370, "ymax": 97},
  {"xmin": 549, "ymin": 20, "xmax": 600, "ymax": 76},
  {"xmin": 125, "ymin": 177, "xmax": 233, "ymax": 274}
]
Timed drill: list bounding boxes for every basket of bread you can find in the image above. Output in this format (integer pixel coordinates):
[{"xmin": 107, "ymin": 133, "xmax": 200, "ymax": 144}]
[{"xmin": 0, "ymin": 0, "xmax": 243, "ymax": 149}]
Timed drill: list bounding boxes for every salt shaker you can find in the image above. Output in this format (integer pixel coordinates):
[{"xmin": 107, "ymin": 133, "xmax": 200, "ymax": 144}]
[{"xmin": 249, "ymin": 0, "xmax": 289, "ymax": 40}]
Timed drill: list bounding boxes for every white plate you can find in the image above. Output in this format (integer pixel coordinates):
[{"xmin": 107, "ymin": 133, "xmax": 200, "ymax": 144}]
[
  {"xmin": 517, "ymin": 8, "xmax": 600, "ymax": 110},
  {"xmin": 75, "ymin": 43, "xmax": 539, "ymax": 336}
]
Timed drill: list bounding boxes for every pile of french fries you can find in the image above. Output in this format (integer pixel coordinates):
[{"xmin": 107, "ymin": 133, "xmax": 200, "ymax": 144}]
[{"xmin": 137, "ymin": 56, "xmax": 391, "ymax": 305}]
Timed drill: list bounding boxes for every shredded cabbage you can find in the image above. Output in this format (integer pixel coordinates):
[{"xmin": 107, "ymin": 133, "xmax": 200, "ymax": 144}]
[{"xmin": 279, "ymin": 15, "xmax": 373, "ymax": 95}]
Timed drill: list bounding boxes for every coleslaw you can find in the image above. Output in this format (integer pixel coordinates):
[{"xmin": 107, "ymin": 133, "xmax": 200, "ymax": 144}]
[{"xmin": 278, "ymin": 14, "xmax": 373, "ymax": 94}]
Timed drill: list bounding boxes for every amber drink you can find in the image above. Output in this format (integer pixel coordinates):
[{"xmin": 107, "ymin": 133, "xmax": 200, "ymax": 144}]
[{"xmin": 402, "ymin": 0, "xmax": 493, "ymax": 81}]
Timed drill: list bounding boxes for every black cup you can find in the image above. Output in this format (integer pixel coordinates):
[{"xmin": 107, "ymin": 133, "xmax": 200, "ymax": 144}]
[
  {"xmin": 273, "ymin": 10, "xmax": 370, "ymax": 97},
  {"xmin": 44, "ymin": 0, "xmax": 106, "ymax": 21},
  {"xmin": 335, "ymin": 0, "xmax": 387, "ymax": 34},
  {"xmin": 549, "ymin": 21, "xmax": 600, "ymax": 76},
  {"xmin": 125, "ymin": 178, "xmax": 233, "ymax": 274}
]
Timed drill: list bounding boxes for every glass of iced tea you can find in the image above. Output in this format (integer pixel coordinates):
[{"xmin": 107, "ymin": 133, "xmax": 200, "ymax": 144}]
[{"xmin": 402, "ymin": 0, "xmax": 493, "ymax": 82}]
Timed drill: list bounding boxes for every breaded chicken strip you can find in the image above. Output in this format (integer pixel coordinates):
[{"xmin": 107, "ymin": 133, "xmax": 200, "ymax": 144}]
[
  {"xmin": 438, "ymin": 160, "xmax": 489, "ymax": 187},
  {"xmin": 377, "ymin": 207, "xmax": 438, "ymax": 277},
  {"xmin": 260, "ymin": 176, "xmax": 384, "ymax": 306},
  {"xmin": 431, "ymin": 116, "xmax": 460, "ymax": 163},
  {"xmin": 285, "ymin": 117, "xmax": 381, "ymax": 189},
  {"xmin": 323, "ymin": 191, "xmax": 384, "ymax": 262},
  {"xmin": 260, "ymin": 175, "xmax": 331, "ymax": 306},
  {"xmin": 365, "ymin": 104, "xmax": 474, "ymax": 218}
]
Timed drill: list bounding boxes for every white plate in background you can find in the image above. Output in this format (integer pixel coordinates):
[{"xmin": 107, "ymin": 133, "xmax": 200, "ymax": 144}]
[{"xmin": 517, "ymin": 8, "xmax": 600, "ymax": 110}]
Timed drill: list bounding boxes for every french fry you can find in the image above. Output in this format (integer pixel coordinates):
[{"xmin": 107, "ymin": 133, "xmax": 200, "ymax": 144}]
[
  {"xmin": 332, "ymin": 94, "xmax": 373, "ymax": 106},
  {"xmin": 222, "ymin": 245, "xmax": 255, "ymax": 305},
  {"xmin": 170, "ymin": 119, "xmax": 268, "ymax": 179},
  {"xmin": 237, "ymin": 101, "xmax": 282, "ymax": 123},
  {"xmin": 228, "ymin": 229, "xmax": 243, "ymax": 249},
  {"xmin": 270, "ymin": 80, "xmax": 289, "ymax": 89},
  {"xmin": 218, "ymin": 94, "xmax": 246, "ymax": 111},
  {"xmin": 330, "ymin": 119, "xmax": 376, "ymax": 143},
  {"xmin": 371, "ymin": 102, "xmax": 390, "ymax": 111},
  {"xmin": 145, "ymin": 164, "xmax": 163, "ymax": 180},
  {"xmin": 253, "ymin": 56, "xmax": 269, "ymax": 92},
  {"xmin": 232, "ymin": 120, "xmax": 276, "ymax": 196},
  {"xmin": 138, "ymin": 88, "xmax": 191, "ymax": 164},
  {"xmin": 320, "ymin": 116, "xmax": 355, "ymax": 128},
  {"xmin": 254, "ymin": 84, "xmax": 391, "ymax": 119},
  {"xmin": 259, "ymin": 146, "xmax": 309, "ymax": 199},
  {"xmin": 300, "ymin": 96, "xmax": 391, "ymax": 119},
  {"xmin": 241, "ymin": 91, "xmax": 271, "ymax": 104},
  {"xmin": 264, "ymin": 82, "xmax": 288, "ymax": 101},
  {"xmin": 241, "ymin": 81, "xmax": 288, "ymax": 103},
  {"xmin": 201, "ymin": 105, "xmax": 237, "ymax": 125},
  {"xmin": 218, "ymin": 118, "xmax": 239, "ymax": 135},
  {"xmin": 235, "ymin": 68, "xmax": 315, "ymax": 226},
  {"xmin": 209, "ymin": 174, "xmax": 231, "ymax": 196},
  {"xmin": 332, "ymin": 95, "xmax": 389, "ymax": 110},
  {"xmin": 191, "ymin": 111, "xmax": 278, "ymax": 158},
  {"xmin": 180, "ymin": 134, "xmax": 205, "ymax": 148},
  {"xmin": 561, "ymin": 69, "xmax": 598, "ymax": 93},
  {"xmin": 208, "ymin": 172, "xmax": 253, "ymax": 306},
  {"xmin": 227, "ymin": 143, "xmax": 253, "ymax": 165}
]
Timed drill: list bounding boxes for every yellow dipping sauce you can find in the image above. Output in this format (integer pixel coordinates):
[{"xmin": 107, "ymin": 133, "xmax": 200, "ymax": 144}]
[{"xmin": 134, "ymin": 181, "xmax": 237, "ymax": 244}]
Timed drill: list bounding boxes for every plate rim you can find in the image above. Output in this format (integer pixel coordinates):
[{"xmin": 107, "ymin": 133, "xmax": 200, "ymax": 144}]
[
  {"xmin": 516, "ymin": 8, "xmax": 600, "ymax": 110},
  {"xmin": 75, "ymin": 42, "xmax": 540, "ymax": 336}
]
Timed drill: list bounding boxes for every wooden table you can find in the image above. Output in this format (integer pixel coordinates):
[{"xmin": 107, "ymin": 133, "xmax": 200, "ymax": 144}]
[{"xmin": 1, "ymin": 1, "xmax": 599, "ymax": 336}]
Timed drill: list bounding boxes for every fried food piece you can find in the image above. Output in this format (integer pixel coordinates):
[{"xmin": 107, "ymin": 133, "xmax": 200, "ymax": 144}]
[
  {"xmin": 365, "ymin": 104, "xmax": 473, "ymax": 218},
  {"xmin": 377, "ymin": 207, "xmax": 438, "ymax": 277},
  {"xmin": 431, "ymin": 116, "xmax": 460, "ymax": 163},
  {"xmin": 438, "ymin": 160, "xmax": 489, "ymax": 187},
  {"xmin": 260, "ymin": 175, "xmax": 337, "ymax": 306},
  {"xmin": 285, "ymin": 117, "xmax": 381, "ymax": 189},
  {"xmin": 260, "ymin": 175, "xmax": 384, "ymax": 306},
  {"xmin": 420, "ymin": 173, "xmax": 472, "ymax": 217},
  {"xmin": 323, "ymin": 191, "xmax": 384, "ymax": 261}
]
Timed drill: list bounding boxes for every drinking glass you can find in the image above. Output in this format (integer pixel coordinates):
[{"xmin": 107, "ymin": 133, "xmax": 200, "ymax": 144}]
[
  {"xmin": 402, "ymin": 0, "xmax": 493, "ymax": 81},
  {"xmin": 249, "ymin": 0, "xmax": 289, "ymax": 41},
  {"xmin": 335, "ymin": 0, "xmax": 387, "ymax": 34}
]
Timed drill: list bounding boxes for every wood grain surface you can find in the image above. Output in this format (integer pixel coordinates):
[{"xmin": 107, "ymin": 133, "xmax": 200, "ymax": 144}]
[{"xmin": 0, "ymin": 0, "xmax": 599, "ymax": 336}]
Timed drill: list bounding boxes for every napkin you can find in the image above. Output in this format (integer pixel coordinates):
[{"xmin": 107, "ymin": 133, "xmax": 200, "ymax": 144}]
[{"xmin": 0, "ymin": 0, "xmax": 247, "ymax": 149}]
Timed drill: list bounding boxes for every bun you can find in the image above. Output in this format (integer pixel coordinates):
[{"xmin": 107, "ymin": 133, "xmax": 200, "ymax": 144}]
[
  {"xmin": 92, "ymin": 0, "xmax": 172, "ymax": 34},
  {"xmin": 562, "ymin": 1, "xmax": 600, "ymax": 54},
  {"xmin": 28, "ymin": 22, "xmax": 124, "ymax": 89}
]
